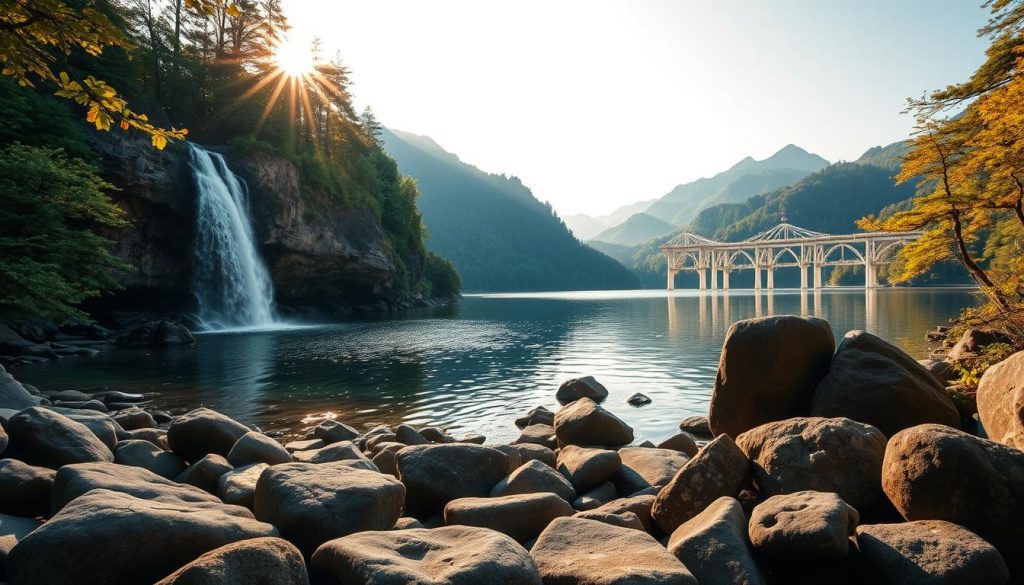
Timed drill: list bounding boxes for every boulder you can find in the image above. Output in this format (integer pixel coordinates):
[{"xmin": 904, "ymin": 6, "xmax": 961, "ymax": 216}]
[
  {"xmin": 176, "ymin": 453, "xmax": 234, "ymax": 494},
  {"xmin": 509, "ymin": 442, "xmax": 557, "ymax": 468},
  {"xmin": 7, "ymin": 489, "xmax": 276, "ymax": 585},
  {"xmin": 168, "ymin": 407, "xmax": 250, "ymax": 462},
  {"xmin": 709, "ymin": 315, "xmax": 834, "ymax": 438},
  {"xmin": 532, "ymin": 516, "xmax": 697, "ymax": 584},
  {"xmin": 228, "ymin": 431, "xmax": 292, "ymax": 466},
  {"xmin": 0, "ymin": 367, "xmax": 38, "ymax": 411},
  {"xmin": 612, "ymin": 447, "xmax": 690, "ymax": 495},
  {"xmin": 882, "ymin": 424, "xmax": 1024, "ymax": 574},
  {"xmin": 253, "ymin": 462, "xmax": 405, "ymax": 555},
  {"xmin": 493, "ymin": 444, "xmax": 524, "ymax": 472},
  {"xmin": 393, "ymin": 517, "xmax": 423, "ymax": 529},
  {"xmin": 573, "ymin": 509, "xmax": 645, "ymax": 530},
  {"xmin": 553, "ymin": 398, "xmax": 634, "ymax": 447},
  {"xmin": 556, "ymin": 445, "xmax": 622, "ymax": 493},
  {"xmin": 115, "ymin": 319, "xmax": 195, "ymax": 347},
  {"xmin": 556, "ymin": 376, "xmax": 609, "ymax": 404},
  {"xmin": 678, "ymin": 415, "xmax": 711, "ymax": 437},
  {"xmin": 14, "ymin": 319, "xmax": 56, "ymax": 342},
  {"xmin": 0, "ymin": 459, "xmax": 54, "ymax": 517},
  {"xmin": 748, "ymin": 491, "xmax": 859, "ymax": 559},
  {"xmin": 918, "ymin": 358, "xmax": 958, "ymax": 385},
  {"xmin": 492, "ymin": 459, "xmax": 576, "ymax": 501},
  {"xmin": 5, "ymin": 407, "xmax": 113, "ymax": 468},
  {"xmin": 444, "ymin": 493, "xmax": 574, "ymax": 543},
  {"xmin": 311, "ymin": 526, "xmax": 542, "ymax": 584},
  {"xmin": 656, "ymin": 432, "xmax": 699, "ymax": 456},
  {"xmin": 513, "ymin": 423, "xmax": 558, "ymax": 449},
  {"xmin": 395, "ymin": 424, "xmax": 429, "ymax": 445},
  {"xmin": 312, "ymin": 420, "xmax": 359, "ymax": 445},
  {"xmin": 396, "ymin": 443, "xmax": 508, "ymax": 516},
  {"xmin": 111, "ymin": 406, "xmax": 157, "ymax": 430},
  {"xmin": 626, "ymin": 392, "xmax": 652, "ymax": 407},
  {"xmin": 154, "ymin": 537, "xmax": 309, "ymax": 585},
  {"xmin": 49, "ymin": 407, "xmax": 121, "ymax": 449},
  {"xmin": 217, "ymin": 463, "xmax": 268, "ymax": 508},
  {"xmin": 0, "ymin": 513, "xmax": 39, "ymax": 580},
  {"xmin": 124, "ymin": 427, "xmax": 170, "ymax": 449},
  {"xmin": 947, "ymin": 328, "xmax": 1013, "ymax": 361},
  {"xmin": 284, "ymin": 438, "xmax": 323, "ymax": 452},
  {"xmin": 976, "ymin": 350, "xmax": 1024, "ymax": 449},
  {"xmin": 737, "ymin": 416, "xmax": 886, "ymax": 512},
  {"xmin": 572, "ymin": 481, "xmax": 619, "ymax": 511},
  {"xmin": 114, "ymin": 439, "xmax": 187, "ymax": 478},
  {"xmin": 857, "ymin": 520, "xmax": 1009, "ymax": 585},
  {"xmin": 457, "ymin": 432, "xmax": 486, "ymax": 444},
  {"xmin": 582, "ymin": 494, "xmax": 657, "ymax": 532},
  {"xmin": 651, "ymin": 434, "xmax": 749, "ymax": 533},
  {"xmin": 418, "ymin": 426, "xmax": 456, "ymax": 443},
  {"xmin": 515, "ymin": 405, "xmax": 555, "ymax": 428},
  {"xmin": 371, "ymin": 448, "xmax": 399, "ymax": 477},
  {"xmin": 0, "ymin": 326, "xmax": 34, "ymax": 356},
  {"xmin": 365, "ymin": 432, "xmax": 398, "ymax": 452},
  {"xmin": 291, "ymin": 440, "xmax": 368, "ymax": 464},
  {"xmin": 0, "ymin": 422, "xmax": 5, "ymax": 454},
  {"xmin": 811, "ymin": 331, "xmax": 960, "ymax": 436},
  {"xmin": 667, "ymin": 496, "xmax": 765, "ymax": 585}
]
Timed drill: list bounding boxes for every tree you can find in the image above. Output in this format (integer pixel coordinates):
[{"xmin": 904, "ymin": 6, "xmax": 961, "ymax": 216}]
[
  {"xmin": 0, "ymin": 144, "xmax": 129, "ymax": 320},
  {"xmin": 359, "ymin": 105, "xmax": 382, "ymax": 143}
]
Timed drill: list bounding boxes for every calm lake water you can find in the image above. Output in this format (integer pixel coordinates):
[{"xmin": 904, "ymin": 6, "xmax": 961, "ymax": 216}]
[{"xmin": 15, "ymin": 288, "xmax": 976, "ymax": 443}]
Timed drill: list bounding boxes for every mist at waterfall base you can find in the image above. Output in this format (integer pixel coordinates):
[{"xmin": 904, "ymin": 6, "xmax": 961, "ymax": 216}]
[{"xmin": 188, "ymin": 144, "xmax": 291, "ymax": 333}]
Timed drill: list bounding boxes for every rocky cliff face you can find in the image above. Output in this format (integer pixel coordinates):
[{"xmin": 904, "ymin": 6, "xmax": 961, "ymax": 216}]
[{"xmin": 87, "ymin": 134, "xmax": 400, "ymax": 319}]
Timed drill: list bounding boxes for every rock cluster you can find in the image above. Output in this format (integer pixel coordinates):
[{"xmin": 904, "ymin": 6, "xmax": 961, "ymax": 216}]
[
  {"xmin": 0, "ymin": 320, "xmax": 195, "ymax": 368},
  {"xmin": 0, "ymin": 314, "xmax": 1021, "ymax": 584}
]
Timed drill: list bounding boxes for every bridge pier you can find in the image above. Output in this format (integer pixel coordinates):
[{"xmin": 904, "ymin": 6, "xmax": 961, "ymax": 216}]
[
  {"xmin": 800, "ymin": 263, "xmax": 809, "ymax": 289},
  {"xmin": 813, "ymin": 263, "xmax": 823, "ymax": 289},
  {"xmin": 710, "ymin": 267, "xmax": 717, "ymax": 291},
  {"xmin": 865, "ymin": 262, "xmax": 878, "ymax": 289},
  {"xmin": 667, "ymin": 269, "xmax": 677, "ymax": 291},
  {"xmin": 722, "ymin": 270, "xmax": 730, "ymax": 290},
  {"xmin": 698, "ymin": 268, "xmax": 707, "ymax": 290},
  {"xmin": 766, "ymin": 267, "xmax": 775, "ymax": 289},
  {"xmin": 754, "ymin": 266, "xmax": 762, "ymax": 290}
]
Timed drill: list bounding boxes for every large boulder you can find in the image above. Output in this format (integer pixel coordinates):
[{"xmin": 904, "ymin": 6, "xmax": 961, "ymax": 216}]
[
  {"xmin": 737, "ymin": 417, "xmax": 886, "ymax": 512},
  {"xmin": 0, "ymin": 513, "xmax": 39, "ymax": 580},
  {"xmin": 491, "ymin": 459, "xmax": 576, "ymax": 501},
  {"xmin": 811, "ymin": 331, "xmax": 960, "ymax": 436},
  {"xmin": 667, "ymin": 497, "xmax": 765, "ymax": 585},
  {"xmin": 253, "ymin": 462, "xmax": 405, "ymax": 555},
  {"xmin": 748, "ymin": 490, "xmax": 858, "ymax": 559},
  {"xmin": 311, "ymin": 420, "xmax": 359, "ymax": 445},
  {"xmin": 0, "ymin": 366, "xmax": 38, "ymax": 410},
  {"xmin": 556, "ymin": 445, "xmax": 622, "ymax": 494},
  {"xmin": 154, "ymin": 537, "xmax": 309, "ymax": 585},
  {"xmin": 512, "ymin": 423, "xmax": 558, "ymax": 449},
  {"xmin": 227, "ymin": 431, "xmax": 292, "ymax": 466},
  {"xmin": 7, "ymin": 489, "xmax": 277, "ymax": 585},
  {"xmin": 516, "ymin": 405, "xmax": 555, "ymax": 428},
  {"xmin": 947, "ymin": 328, "xmax": 1013, "ymax": 361},
  {"xmin": 573, "ymin": 481, "xmax": 618, "ymax": 511},
  {"xmin": 112, "ymin": 407, "xmax": 157, "ymax": 430},
  {"xmin": 444, "ymin": 493, "xmax": 574, "ymax": 543},
  {"xmin": 0, "ymin": 325, "xmax": 35, "ymax": 356},
  {"xmin": 395, "ymin": 443, "xmax": 508, "ymax": 516},
  {"xmin": 51, "ymin": 462, "xmax": 249, "ymax": 516},
  {"xmin": 176, "ymin": 453, "xmax": 234, "ymax": 494},
  {"xmin": 651, "ymin": 434, "xmax": 749, "ymax": 534},
  {"xmin": 857, "ymin": 520, "xmax": 1009, "ymax": 585},
  {"xmin": 553, "ymin": 398, "xmax": 633, "ymax": 447},
  {"xmin": 882, "ymin": 424, "xmax": 1024, "ymax": 574},
  {"xmin": 0, "ymin": 459, "xmax": 54, "ymax": 517},
  {"xmin": 976, "ymin": 350, "xmax": 1024, "ymax": 449},
  {"xmin": 217, "ymin": 462, "xmax": 268, "ymax": 508},
  {"xmin": 582, "ymin": 494, "xmax": 657, "ymax": 532},
  {"xmin": 556, "ymin": 376, "xmax": 610, "ymax": 404},
  {"xmin": 531, "ymin": 516, "xmax": 697, "ymax": 584},
  {"xmin": 656, "ymin": 432, "xmax": 699, "ymax": 456},
  {"xmin": 708, "ymin": 315, "xmax": 834, "ymax": 438},
  {"xmin": 5, "ymin": 407, "xmax": 113, "ymax": 468},
  {"xmin": 115, "ymin": 319, "xmax": 195, "ymax": 347},
  {"xmin": 168, "ymin": 408, "xmax": 250, "ymax": 462},
  {"xmin": 290, "ymin": 440, "xmax": 368, "ymax": 464},
  {"xmin": 311, "ymin": 526, "xmax": 542, "ymax": 584},
  {"xmin": 51, "ymin": 408, "xmax": 121, "ymax": 450},
  {"xmin": 611, "ymin": 447, "xmax": 690, "ymax": 495},
  {"xmin": 114, "ymin": 439, "xmax": 187, "ymax": 479}
]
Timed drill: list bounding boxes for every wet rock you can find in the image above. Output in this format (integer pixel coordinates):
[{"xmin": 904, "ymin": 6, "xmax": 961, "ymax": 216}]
[
  {"xmin": 667, "ymin": 496, "xmax": 765, "ymax": 585},
  {"xmin": 0, "ymin": 459, "xmax": 54, "ymax": 517},
  {"xmin": 749, "ymin": 491, "xmax": 859, "ymax": 559},
  {"xmin": 111, "ymin": 406, "xmax": 156, "ymax": 430},
  {"xmin": 445, "ymin": 492, "xmax": 575, "ymax": 543},
  {"xmin": 312, "ymin": 526, "xmax": 542, "ymax": 584},
  {"xmin": 168, "ymin": 407, "xmax": 250, "ymax": 462},
  {"xmin": 556, "ymin": 445, "xmax": 622, "ymax": 493},
  {"xmin": 5, "ymin": 407, "xmax": 113, "ymax": 468},
  {"xmin": 515, "ymin": 405, "xmax": 555, "ymax": 428},
  {"xmin": 114, "ymin": 439, "xmax": 187, "ymax": 479},
  {"xmin": 976, "ymin": 350, "xmax": 1024, "ymax": 449},
  {"xmin": 218, "ymin": 462, "xmax": 268, "ymax": 509},
  {"xmin": 513, "ymin": 423, "xmax": 558, "ymax": 449},
  {"xmin": 176, "ymin": 453, "xmax": 234, "ymax": 494},
  {"xmin": 115, "ymin": 319, "xmax": 195, "ymax": 347},
  {"xmin": 49, "ymin": 389, "xmax": 93, "ymax": 402},
  {"xmin": 651, "ymin": 434, "xmax": 749, "ymax": 533},
  {"xmin": 7, "ymin": 489, "xmax": 276, "ymax": 585},
  {"xmin": 857, "ymin": 520, "xmax": 1009, "ymax": 585},
  {"xmin": 947, "ymin": 328, "xmax": 1013, "ymax": 361},
  {"xmin": 678, "ymin": 415, "xmax": 711, "ymax": 437},
  {"xmin": 553, "ymin": 397, "xmax": 634, "ymax": 447},
  {"xmin": 418, "ymin": 426, "xmax": 457, "ymax": 443},
  {"xmin": 572, "ymin": 481, "xmax": 618, "ymax": 511},
  {"xmin": 254, "ymin": 462, "xmax": 405, "ymax": 555},
  {"xmin": 228, "ymin": 431, "xmax": 292, "ymax": 466},
  {"xmin": 709, "ymin": 315, "xmax": 834, "ymax": 438},
  {"xmin": 882, "ymin": 424, "xmax": 1024, "ymax": 574},
  {"xmin": 556, "ymin": 376, "xmax": 609, "ymax": 405},
  {"xmin": 311, "ymin": 420, "xmax": 359, "ymax": 445},
  {"xmin": 457, "ymin": 432, "xmax": 486, "ymax": 444},
  {"xmin": 626, "ymin": 392, "xmax": 652, "ymax": 407},
  {"xmin": 612, "ymin": 447, "xmax": 690, "ymax": 495},
  {"xmin": 395, "ymin": 423, "xmax": 429, "ymax": 445},
  {"xmin": 96, "ymin": 390, "xmax": 147, "ymax": 404},
  {"xmin": 737, "ymin": 416, "xmax": 886, "ymax": 512},
  {"xmin": 656, "ymin": 432, "xmax": 699, "ymax": 456},
  {"xmin": 811, "ymin": 331, "xmax": 960, "ymax": 436},
  {"xmin": 492, "ymin": 459, "xmax": 576, "ymax": 501},
  {"xmin": 532, "ymin": 516, "xmax": 696, "ymax": 584},
  {"xmin": 154, "ymin": 537, "xmax": 309, "ymax": 585},
  {"xmin": 0, "ymin": 513, "xmax": 39, "ymax": 580},
  {"xmin": 291, "ymin": 440, "xmax": 369, "ymax": 464},
  {"xmin": 396, "ymin": 443, "xmax": 508, "ymax": 516}
]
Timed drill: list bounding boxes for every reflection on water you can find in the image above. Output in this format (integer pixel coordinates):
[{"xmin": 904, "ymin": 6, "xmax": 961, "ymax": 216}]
[{"xmin": 15, "ymin": 287, "xmax": 977, "ymax": 443}]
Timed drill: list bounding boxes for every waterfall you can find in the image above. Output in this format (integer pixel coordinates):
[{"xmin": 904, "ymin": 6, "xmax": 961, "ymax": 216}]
[{"xmin": 188, "ymin": 144, "xmax": 276, "ymax": 329}]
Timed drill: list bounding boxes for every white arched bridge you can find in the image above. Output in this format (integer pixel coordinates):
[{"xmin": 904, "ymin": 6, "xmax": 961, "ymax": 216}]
[{"xmin": 660, "ymin": 223, "xmax": 922, "ymax": 291}]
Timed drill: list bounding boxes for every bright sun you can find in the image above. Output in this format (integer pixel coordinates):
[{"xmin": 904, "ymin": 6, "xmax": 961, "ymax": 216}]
[{"xmin": 273, "ymin": 37, "xmax": 315, "ymax": 77}]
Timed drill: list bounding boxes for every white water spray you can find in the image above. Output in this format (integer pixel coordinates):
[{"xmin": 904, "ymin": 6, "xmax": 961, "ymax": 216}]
[{"xmin": 189, "ymin": 144, "xmax": 276, "ymax": 329}]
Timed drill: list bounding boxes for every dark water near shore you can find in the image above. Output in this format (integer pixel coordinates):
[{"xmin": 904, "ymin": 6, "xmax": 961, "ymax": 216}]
[{"xmin": 15, "ymin": 288, "xmax": 976, "ymax": 443}]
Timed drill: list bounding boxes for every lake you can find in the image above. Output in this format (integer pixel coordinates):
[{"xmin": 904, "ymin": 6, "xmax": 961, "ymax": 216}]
[{"xmin": 14, "ymin": 287, "xmax": 976, "ymax": 444}]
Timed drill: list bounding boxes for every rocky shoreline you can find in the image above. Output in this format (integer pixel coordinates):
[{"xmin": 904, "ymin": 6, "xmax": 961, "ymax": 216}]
[{"xmin": 0, "ymin": 314, "xmax": 1021, "ymax": 584}]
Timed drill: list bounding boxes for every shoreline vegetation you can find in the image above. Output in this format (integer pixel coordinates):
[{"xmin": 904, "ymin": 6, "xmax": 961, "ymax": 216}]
[{"xmin": 0, "ymin": 313, "xmax": 1022, "ymax": 583}]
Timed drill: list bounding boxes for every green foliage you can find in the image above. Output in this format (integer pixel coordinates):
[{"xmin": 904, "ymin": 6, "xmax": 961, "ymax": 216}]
[
  {"xmin": 0, "ymin": 77, "xmax": 92, "ymax": 159},
  {"xmin": 0, "ymin": 144, "xmax": 130, "ymax": 321},
  {"xmin": 421, "ymin": 251, "xmax": 461, "ymax": 298}
]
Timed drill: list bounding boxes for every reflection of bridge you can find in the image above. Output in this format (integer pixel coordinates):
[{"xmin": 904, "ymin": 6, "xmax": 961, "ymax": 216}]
[{"xmin": 660, "ymin": 223, "xmax": 922, "ymax": 290}]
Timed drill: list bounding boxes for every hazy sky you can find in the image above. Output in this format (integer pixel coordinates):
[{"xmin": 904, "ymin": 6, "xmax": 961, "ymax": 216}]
[{"xmin": 281, "ymin": 1, "xmax": 991, "ymax": 216}]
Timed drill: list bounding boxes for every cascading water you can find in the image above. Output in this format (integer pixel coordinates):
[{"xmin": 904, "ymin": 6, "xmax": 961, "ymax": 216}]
[{"xmin": 188, "ymin": 143, "xmax": 277, "ymax": 329}]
